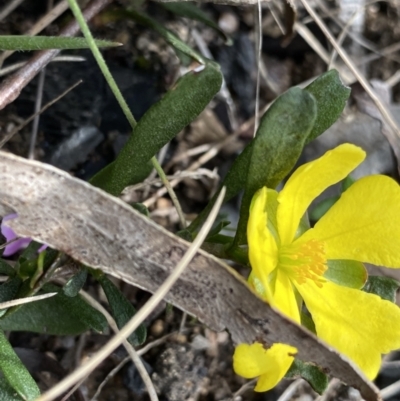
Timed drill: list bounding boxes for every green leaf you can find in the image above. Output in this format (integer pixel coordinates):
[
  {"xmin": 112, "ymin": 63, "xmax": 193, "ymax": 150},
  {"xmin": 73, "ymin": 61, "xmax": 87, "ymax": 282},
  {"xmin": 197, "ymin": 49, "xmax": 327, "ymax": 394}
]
[
  {"xmin": 286, "ymin": 359, "xmax": 328, "ymax": 394},
  {"xmin": 131, "ymin": 203, "xmax": 150, "ymax": 217},
  {"xmin": 0, "ymin": 277, "xmax": 21, "ymax": 304},
  {"xmin": 90, "ymin": 62, "xmax": 222, "ymax": 195},
  {"xmin": 234, "ymin": 87, "xmax": 317, "ymax": 245},
  {"xmin": 0, "ymin": 377, "xmax": 24, "ymax": 401},
  {"xmin": 304, "ymin": 69, "xmax": 351, "ymax": 142},
  {"xmin": 188, "ymin": 89, "xmax": 316, "ymax": 238},
  {"xmin": 324, "ymin": 260, "xmax": 367, "ymax": 289},
  {"xmin": 0, "ymin": 36, "xmax": 120, "ymax": 51},
  {"xmin": 341, "ymin": 175, "xmax": 355, "ymax": 192},
  {"xmin": 16, "ymin": 243, "xmax": 58, "ymax": 280},
  {"xmin": 63, "ymin": 267, "xmax": 88, "ymax": 297},
  {"xmin": 363, "ymin": 276, "xmax": 400, "ymax": 303},
  {"xmin": 0, "ymin": 284, "xmax": 107, "ymax": 335},
  {"xmin": 205, "ymin": 220, "xmax": 231, "ymax": 242},
  {"xmin": 0, "ymin": 260, "xmax": 15, "ymax": 277},
  {"xmin": 97, "ymin": 273, "xmax": 146, "ymax": 346},
  {"xmin": 310, "ymin": 195, "xmax": 340, "ymax": 221},
  {"xmin": 108, "ymin": 9, "xmax": 205, "ymax": 63},
  {"xmin": 0, "ymin": 277, "xmax": 22, "ymax": 318},
  {"xmin": 0, "ymin": 330, "xmax": 40, "ymax": 401},
  {"xmin": 160, "ymin": 2, "xmax": 231, "ymax": 44}
]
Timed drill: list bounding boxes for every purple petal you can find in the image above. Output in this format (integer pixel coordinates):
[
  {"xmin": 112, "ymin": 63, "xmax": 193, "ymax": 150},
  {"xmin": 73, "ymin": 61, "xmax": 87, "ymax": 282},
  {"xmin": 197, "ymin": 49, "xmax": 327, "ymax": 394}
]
[
  {"xmin": 3, "ymin": 237, "xmax": 32, "ymax": 257},
  {"xmin": 1, "ymin": 214, "xmax": 32, "ymax": 256}
]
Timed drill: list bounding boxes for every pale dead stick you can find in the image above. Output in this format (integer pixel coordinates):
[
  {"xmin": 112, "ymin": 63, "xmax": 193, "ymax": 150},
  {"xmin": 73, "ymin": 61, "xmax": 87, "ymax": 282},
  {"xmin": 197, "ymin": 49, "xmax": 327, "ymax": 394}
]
[
  {"xmin": 299, "ymin": 0, "xmax": 400, "ymax": 140},
  {"xmin": 35, "ymin": 187, "xmax": 226, "ymax": 401}
]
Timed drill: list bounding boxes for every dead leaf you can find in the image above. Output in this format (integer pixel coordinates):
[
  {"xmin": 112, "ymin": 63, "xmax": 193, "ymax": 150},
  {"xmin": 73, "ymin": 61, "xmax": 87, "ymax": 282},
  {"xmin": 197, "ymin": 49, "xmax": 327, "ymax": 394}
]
[{"xmin": 0, "ymin": 151, "xmax": 380, "ymax": 401}]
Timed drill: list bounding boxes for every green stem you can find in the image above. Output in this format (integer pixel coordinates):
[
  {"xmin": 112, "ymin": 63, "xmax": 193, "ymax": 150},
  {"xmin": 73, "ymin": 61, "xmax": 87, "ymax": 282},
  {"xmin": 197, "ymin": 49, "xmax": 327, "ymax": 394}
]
[
  {"xmin": 67, "ymin": 0, "xmax": 185, "ymax": 225},
  {"xmin": 67, "ymin": 0, "xmax": 137, "ymax": 128}
]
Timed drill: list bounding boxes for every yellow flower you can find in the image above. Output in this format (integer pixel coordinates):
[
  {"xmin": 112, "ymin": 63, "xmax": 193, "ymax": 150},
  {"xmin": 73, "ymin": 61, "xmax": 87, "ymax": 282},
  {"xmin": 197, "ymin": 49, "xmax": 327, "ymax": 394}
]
[{"xmin": 234, "ymin": 143, "xmax": 400, "ymax": 391}]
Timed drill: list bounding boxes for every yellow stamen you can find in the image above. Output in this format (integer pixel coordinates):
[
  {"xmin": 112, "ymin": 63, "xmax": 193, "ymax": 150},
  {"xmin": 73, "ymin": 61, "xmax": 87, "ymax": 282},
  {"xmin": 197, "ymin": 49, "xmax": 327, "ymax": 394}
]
[{"xmin": 279, "ymin": 239, "xmax": 327, "ymax": 287}]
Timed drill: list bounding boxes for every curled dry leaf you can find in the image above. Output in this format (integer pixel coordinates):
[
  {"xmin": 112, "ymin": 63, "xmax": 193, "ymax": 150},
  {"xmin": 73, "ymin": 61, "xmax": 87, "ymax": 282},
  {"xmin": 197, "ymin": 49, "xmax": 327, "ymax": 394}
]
[{"xmin": 0, "ymin": 151, "xmax": 379, "ymax": 401}]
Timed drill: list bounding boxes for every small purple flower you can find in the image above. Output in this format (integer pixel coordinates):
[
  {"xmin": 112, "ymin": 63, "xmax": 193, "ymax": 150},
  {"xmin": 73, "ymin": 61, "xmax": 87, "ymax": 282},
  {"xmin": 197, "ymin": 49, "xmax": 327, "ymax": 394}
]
[
  {"xmin": 1, "ymin": 214, "xmax": 47, "ymax": 257},
  {"xmin": 1, "ymin": 214, "xmax": 31, "ymax": 256}
]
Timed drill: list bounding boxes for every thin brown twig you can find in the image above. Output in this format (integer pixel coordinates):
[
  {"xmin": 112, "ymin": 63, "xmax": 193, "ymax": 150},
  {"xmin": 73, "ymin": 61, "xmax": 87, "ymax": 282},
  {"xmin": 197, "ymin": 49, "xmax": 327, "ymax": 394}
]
[
  {"xmin": 80, "ymin": 291, "xmax": 159, "ymax": 401},
  {"xmin": 90, "ymin": 332, "xmax": 182, "ymax": 401},
  {"xmin": 0, "ymin": 80, "xmax": 82, "ymax": 148},
  {"xmin": 0, "ymin": 0, "xmax": 25, "ymax": 21},
  {"xmin": 0, "ymin": 0, "xmax": 112, "ymax": 110},
  {"xmin": 0, "ymin": 56, "xmax": 86, "ymax": 77},
  {"xmin": 0, "ymin": 0, "xmax": 70, "ymax": 66}
]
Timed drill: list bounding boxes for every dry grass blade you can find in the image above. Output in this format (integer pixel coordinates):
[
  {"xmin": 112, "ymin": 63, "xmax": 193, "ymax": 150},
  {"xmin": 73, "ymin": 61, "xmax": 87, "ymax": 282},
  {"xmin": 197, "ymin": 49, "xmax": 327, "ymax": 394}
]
[
  {"xmin": 299, "ymin": 0, "xmax": 400, "ymax": 144},
  {"xmin": 0, "ymin": 292, "xmax": 57, "ymax": 310},
  {"xmin": 80, "ymin": 291, "xmax": 159, "ymax": 401},
  {"xmin": 0, "ymin": 153, "xmax": 380, "ymax": 401},
  {"xmin": 0, "ymin": 56, "xmax": 86, "ymax": 77},
  {"xmin": 35, "ymin": 187, "xmax": 226, "ymax": 401}
]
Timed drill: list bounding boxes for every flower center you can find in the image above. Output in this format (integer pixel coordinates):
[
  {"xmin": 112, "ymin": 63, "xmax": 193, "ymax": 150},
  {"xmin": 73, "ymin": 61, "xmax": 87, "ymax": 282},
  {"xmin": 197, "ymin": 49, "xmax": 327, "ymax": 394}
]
[{"xmin": 279, "ymin": 239, "xmax": 328, "ymax": 287}]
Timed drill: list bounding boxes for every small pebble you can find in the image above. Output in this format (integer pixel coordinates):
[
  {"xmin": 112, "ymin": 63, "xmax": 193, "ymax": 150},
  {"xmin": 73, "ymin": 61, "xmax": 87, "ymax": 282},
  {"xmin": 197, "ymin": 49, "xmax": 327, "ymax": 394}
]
[
  {"xmin": 150, "ymin": 319, "xmax": 165, "ymax": 337},
  {"xmin": 218, "ymin": 12, "xmax": 239, "ymax": 34}
]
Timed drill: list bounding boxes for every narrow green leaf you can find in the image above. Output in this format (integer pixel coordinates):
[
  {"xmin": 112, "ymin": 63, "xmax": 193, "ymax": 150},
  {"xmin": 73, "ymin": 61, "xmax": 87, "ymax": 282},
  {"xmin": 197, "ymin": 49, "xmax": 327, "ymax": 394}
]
[
  {"xmin": 286, "ymin": 359, "xmax": 328, "ymax": 394},
  {"xmin": 234, "ymin": 87, "xmax": 317, "ymax": 245},
  {"xmin": 108, "ymin": 9, "xmax": 205, "ymax": 63},
  {"xmin": 310, "ymin": 196, "xmax": 340, "ymax": 221},
  {"xmin": 304, "ymin": 69, "xmax": 351, "ymax": 142},
  {"xmin": 63, "ymin": 267, "xmax": 88, "ymax": 297},
  {"xmin": 0, "ymin": 284, "xmax": 107, "ymax": 335},
  {"xmin": 131, "ymin": 203, "xmax": 150, "ymax": 217},
  {"xmin": 324, "ymin": 260, "xmax": 367, "ymax": 289},
  {"xmin": 90, "ymin": 62, "xmax": 222, "ymax": 195},
  {"xmin": 363, "ymin": 276, "xmax": 400, "ymax": 303},
  {"xmin": 0, "ymin": 260, "xmax": 15, "ymax": 277},
  {"xmin": 0, "ymin": 330, "xmax": 40, "ymax": 401},
  {"xmin": 97, "ymin": 274, "xmax": 146, "ymax": 346},
  {"xmin": 205, "ymin": 221, "xmax": 231, "ymax": 242},
  {"xmin": 341, "ymin": 175, "xmax": 356, "ymax": 192},
  {"xmin": 0, "ymin": 36, "xmax": 120, "ymax": 51},
  {"xmin": 160, "ymin": 2, "xmax": 231, "ymax": 44},
  {"xmin": 0, "ymin": 377, "xmax": 24, "ymax": 401}
]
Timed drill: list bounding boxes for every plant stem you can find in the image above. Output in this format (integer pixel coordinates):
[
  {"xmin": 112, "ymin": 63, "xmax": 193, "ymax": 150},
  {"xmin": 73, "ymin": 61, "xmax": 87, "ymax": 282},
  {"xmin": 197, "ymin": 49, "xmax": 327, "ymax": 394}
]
[
  {"xmin": 67, "ymin": 0, "xmax": 137, "ymax": 128},
  {"xmin": 68, "ymin": 0, "xmax": 186, "ymax": 226}
]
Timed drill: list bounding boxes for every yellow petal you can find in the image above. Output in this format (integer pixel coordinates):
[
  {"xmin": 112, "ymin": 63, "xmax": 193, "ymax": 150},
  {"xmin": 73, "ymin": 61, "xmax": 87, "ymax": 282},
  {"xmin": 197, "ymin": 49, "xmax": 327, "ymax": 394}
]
[
  {"xmin": 248, "ymin": 187, "xmax": 278, "ymax": 295},
  {"xmin": 300, "ymin": 175, "xmax": 400, "ymax": 267},
  {"xmin": 277, "ymin": 144, "xmax": 365, "ymax": 246},
  {"xmin": 271, "ymin": 270, "xmax": 301, "ymax": 323},
  {"xmin": 233, "ymin": 342, "xmax": 297, "ymax": 391},
  {"xmin": 296, "ymin": 280, "xmax": 400, "ymax": 379}
]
